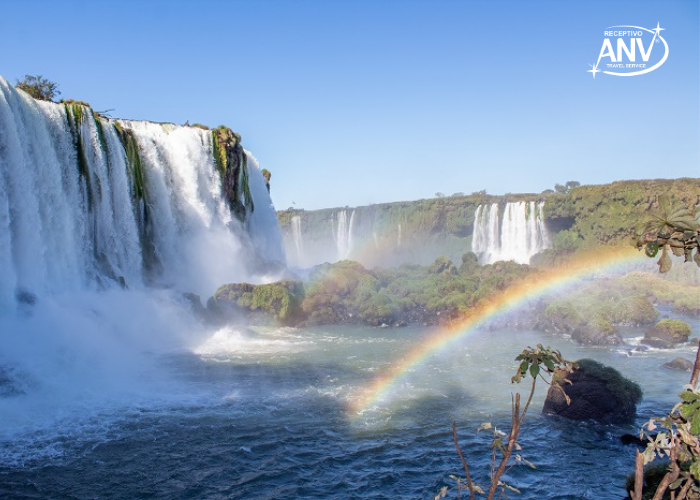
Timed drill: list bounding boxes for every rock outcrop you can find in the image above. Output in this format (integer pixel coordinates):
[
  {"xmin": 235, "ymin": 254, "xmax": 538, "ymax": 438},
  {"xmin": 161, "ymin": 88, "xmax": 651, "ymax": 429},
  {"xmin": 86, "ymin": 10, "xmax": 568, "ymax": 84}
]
[
  {"xmin": 663, "ymin": 357, "xmax": 694, "ymax": 372},
  {"xmin": 543, "ymin": 359, "xmax": 642, "ymax": 423},
  {"xmin": 208, "ymin": 280, "xmax": 305, "ymax": 326},
  {"xmin": 643, "ymin": 319, "xmax": 692, "ymax": 348}
]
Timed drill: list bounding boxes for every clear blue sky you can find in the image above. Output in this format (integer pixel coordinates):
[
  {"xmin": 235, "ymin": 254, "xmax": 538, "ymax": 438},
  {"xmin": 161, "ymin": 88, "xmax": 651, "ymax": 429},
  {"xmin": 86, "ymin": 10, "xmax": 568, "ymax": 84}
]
[{"xmin": 1, "ymin": 0, "xmax": 697, "ymax": 210}]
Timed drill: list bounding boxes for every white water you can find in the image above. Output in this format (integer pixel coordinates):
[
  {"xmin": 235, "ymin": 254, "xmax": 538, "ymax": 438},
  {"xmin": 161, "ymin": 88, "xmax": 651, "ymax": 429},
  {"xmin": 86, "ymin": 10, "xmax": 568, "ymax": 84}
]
[
  {"xmin": 0, "ymin": 76, "xmax": 285, "ymax": 303},
  {"xmin": 0, "ymin": 76, "xmax": 287, "ymax": 442},
  {"xmin": 291, "ymin": 215, "xmax": 304, "ymax": 264},
  {"xmin": 333, "ymin": 209, "xmax": 355, "ymax": 260},
  {"xmin": 472, "ymin": 201, "xmax": 550, "ymax": 264}
]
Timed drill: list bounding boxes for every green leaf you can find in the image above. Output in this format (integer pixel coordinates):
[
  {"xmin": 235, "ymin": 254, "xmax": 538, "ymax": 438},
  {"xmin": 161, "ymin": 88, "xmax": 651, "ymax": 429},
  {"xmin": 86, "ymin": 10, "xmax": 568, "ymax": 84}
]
[
  {"xmin": 690, "ymin": 460, "xmax": 700, "ymax": 481},
  {"xmin": 691, "ymin": 411, "xmax": 700, "ymax": 435},
  {"xmin": 679, "ymin": 391, "xmax": 700, "ymax": 403},
  {"xmin": 543, "ymin": 357, "xmax": 555, "ymax": 372},
  {"xmin": 519, "ymin": 360, "xmax": 528, "ymax": 375},
  {"xmin": 529, "ymin": 363, "xmax": 540, "ymax": 379}
]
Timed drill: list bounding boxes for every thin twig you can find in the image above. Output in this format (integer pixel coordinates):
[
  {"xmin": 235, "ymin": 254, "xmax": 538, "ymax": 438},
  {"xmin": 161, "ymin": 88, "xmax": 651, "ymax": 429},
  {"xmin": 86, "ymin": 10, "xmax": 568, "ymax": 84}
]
[
  {"xmin": 690, "ymin": 343, "xmax": 700, "ymax": 388},
  {"xmin": 453, "ymin": 421, "xmax": 476, "ymax": 500}
]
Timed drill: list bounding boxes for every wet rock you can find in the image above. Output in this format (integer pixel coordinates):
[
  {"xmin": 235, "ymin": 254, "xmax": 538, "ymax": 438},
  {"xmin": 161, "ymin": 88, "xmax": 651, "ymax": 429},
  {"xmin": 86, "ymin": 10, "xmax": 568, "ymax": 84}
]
[
  {"xmin": 543, "ymin": 359, "xmax": 642, "ymax": 424},
  {"xmin": 663, "ymin": 357, "xmax": 694, "ymax": 372},
  {"xmin": 571, "ymin": 324, "xmax": 623, "ymax": 346},
  {"xmin": 643, "ymin": 319, "xmax": 691, "ymax": 348},
  {"xmin": 181, "ymin": 292, "xmax": 211, "ymax": 323}
]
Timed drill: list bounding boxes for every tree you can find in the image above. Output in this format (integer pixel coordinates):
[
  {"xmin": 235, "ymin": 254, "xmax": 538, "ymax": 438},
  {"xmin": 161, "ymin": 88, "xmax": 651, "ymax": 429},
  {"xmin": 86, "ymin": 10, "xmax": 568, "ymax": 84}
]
[
  {"xmin": 565, "ymin": 180, "xmax": 581, "ymax": 191},
  {"xmin": 15, "ymin": 74, "xmax": 60, "ymax": 101},
  {"xmin": 554, "ymin": 183, "xmax": 567, "ymax": 194}
]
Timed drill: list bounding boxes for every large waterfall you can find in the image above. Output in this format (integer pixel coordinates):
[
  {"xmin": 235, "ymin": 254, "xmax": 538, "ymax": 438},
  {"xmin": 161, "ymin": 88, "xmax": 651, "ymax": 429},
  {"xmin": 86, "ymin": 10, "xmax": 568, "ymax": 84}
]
[
  {"xmin": 472, "ymin": 201, "xmax": 550, "ymax": 264},
  {"xmin": 0, "ymin": 76, "xmax": 284, "ymax": 311}
]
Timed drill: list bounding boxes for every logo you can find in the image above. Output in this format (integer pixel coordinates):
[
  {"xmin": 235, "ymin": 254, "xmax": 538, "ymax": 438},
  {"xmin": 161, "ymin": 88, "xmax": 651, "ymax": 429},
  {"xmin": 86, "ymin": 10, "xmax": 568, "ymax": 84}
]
[{"xmin": 588, "ymin": 23, "xmax": 668, "ymax": 78}]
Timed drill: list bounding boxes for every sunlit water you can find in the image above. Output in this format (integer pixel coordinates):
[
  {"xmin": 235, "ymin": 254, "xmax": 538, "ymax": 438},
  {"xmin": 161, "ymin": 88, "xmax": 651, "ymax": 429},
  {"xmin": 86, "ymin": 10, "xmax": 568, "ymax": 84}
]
[{"xmin": 0, "ymin": 320, "xmax": 697, "ymax": 499}]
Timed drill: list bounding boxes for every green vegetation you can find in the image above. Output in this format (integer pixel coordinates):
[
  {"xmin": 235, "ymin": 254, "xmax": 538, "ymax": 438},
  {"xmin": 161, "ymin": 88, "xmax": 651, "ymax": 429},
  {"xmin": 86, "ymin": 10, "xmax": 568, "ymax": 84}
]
[
  {"xmin": 634, "ymin": 194, "xmax": 700, "ymax": 273},
  {"xmin": 301, "ymin": 256, "xmax": 534, "ymax": 326},
  {"xmin": 62, "ymin": 100, "xmax": 94, "ymax": 207},
  {"xmin": 15, "ymin": 74, "xmax": 60, "ymax": 101},
  {"xmin": 211, "ymin": 280, "xmax": 305, "ymax": 325},
  {"xmin": 643, "ymin": 319, "xmax": 692, "ymax": 349},
  {"xmin": 279, "ymin": 179, "xmax": 700, "ymax": 267},
  {"xmin": 576, "ymin": 359, "xmax": 643, "ymax": 408},
  {"xmin": 261, "ymin": 168, "xmax": 271, "ymax": 192},
  {"xmin": 113, "ymin": 121, "xmax": 147, "ymax": 204},
  {"xmin": 546, "ymin": 179, "xmax": 700, "ymax": 248},
  {"xmin": 540, "ymin": 278, "xmax": 660, "ymax": 340},
  {"xmin": 212, "ymin": 125, "xmax": 253, "ymax": 221},
  {"xmin": 652, "ymin": 319, "xmax": 692, "ymax": 341}
]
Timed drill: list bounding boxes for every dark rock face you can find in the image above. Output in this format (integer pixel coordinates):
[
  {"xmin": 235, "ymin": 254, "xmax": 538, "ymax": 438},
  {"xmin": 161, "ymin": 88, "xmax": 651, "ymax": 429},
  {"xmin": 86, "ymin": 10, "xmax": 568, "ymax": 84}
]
[
  {"xmin": 543, "ymin": 359, "xmax": 642, "ymax": 424},
  {"xmin": 663, "ymin": 357, "xmax": 694, "ymax": 372},
  {"xmin": 643, "ymin": 319, "xmax": 692, "ymax": 349}
]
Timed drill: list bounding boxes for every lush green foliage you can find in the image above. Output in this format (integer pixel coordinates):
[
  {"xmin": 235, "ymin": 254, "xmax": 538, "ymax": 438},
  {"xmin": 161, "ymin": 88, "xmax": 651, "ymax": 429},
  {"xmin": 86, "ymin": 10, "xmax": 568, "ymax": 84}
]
[
  {"xmin": 546, "ymin": 179, "xmax": 700, "ymax": 249},
  {"xmin": 212, "ymin": 280, "xmax": 305, "ymax": 325},
  {"xmin": 15, "ymin": 74, "xmax": 60, "ymax": 101},
  {"xmin": 301, "ymin": 256, "xmax": 535, "ymax": 326},
  {"xmin": 541, "ymin": 278, "xmax": 660, "ymax": 335}
]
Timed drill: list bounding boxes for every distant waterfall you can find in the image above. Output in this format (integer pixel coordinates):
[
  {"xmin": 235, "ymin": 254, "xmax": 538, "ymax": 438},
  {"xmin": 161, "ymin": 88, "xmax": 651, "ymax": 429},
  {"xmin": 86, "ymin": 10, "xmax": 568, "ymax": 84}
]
[
  {"xmin": 472, "ymin": 201, "xmax": 549, "ymax": 264},
  {"xmin": 291, "ymin": 215, "xmax": 304, "ymax": 262},
  {"xmin": 333, "ymin": 209, "xmax": 355, "ymax": 260},
  {"xmin": 0, "ymin": 76, "xmax": 285, "ymax": 308}
]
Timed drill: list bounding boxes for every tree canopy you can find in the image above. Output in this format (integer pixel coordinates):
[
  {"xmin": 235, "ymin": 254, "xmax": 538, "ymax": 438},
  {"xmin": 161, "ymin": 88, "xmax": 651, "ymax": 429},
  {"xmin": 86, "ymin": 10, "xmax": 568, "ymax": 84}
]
[{"xmin": 15, "ymin": 75, "xmax": 60, "ymax": 101}]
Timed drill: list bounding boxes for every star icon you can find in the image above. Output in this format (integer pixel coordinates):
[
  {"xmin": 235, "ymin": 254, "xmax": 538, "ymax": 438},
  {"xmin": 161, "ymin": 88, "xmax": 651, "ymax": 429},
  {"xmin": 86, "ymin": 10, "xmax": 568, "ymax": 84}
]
[
  {"xmin": 653, "ymin": 22, "xmax": 664, "ymax": 36},
  {"xmin": 587, "ymin": 63, "xmax": 601, "ymax": 79}
]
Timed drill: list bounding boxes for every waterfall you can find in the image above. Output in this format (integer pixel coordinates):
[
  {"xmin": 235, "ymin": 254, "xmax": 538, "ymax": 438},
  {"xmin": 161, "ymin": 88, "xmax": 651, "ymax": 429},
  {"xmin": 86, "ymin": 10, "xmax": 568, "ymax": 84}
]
[
  {"xmin": 471, "ymin": 201, "xmax": 549, "ymax": 264},
  {"xmin": 291, "ymin": 215, "xmax": 304, "ymax": 263},
  {"xmin": 0, "ymin": 76, "xmax": 285, "ymax": 309},
  {"xmin": 333, "ymin": 209, "xmax": 355, "ymax": 260}
]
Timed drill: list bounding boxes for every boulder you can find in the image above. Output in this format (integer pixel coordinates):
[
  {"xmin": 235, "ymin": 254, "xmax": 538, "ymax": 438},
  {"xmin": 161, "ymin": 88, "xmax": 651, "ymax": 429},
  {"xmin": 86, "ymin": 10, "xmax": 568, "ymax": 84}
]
[
  {"xmin": 663, "ymin": 357, "xmax": 694, "ymax": 372},
  {"xmin": 643, "ymin": 319, "xmax": 691, "ymax": 348},
  {"xmin": 208, "ymin": 280, "xmax": 305, "ymax": 325},
  {"xmin": 571, "ymin": 323, "xmax": 623, "ymax": 346},
  {"xmin": 543, "ymin": 359, "xmax": 642, "ymax": 424}
]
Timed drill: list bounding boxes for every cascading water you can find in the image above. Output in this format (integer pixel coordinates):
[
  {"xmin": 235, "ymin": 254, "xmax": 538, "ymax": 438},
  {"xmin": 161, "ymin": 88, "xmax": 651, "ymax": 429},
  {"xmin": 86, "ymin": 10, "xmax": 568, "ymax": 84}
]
[
  {"xmin": 333, "ymin": 209, "xmax": 355, "ymax": 260},
  {"xmin": 472, "ymin": 201, "xmax": 550, "ymax": 264},
  {"xmin": 0, "ymin": 75, "xmax": 287, "ymax": 443},
  {"xmin": 0, "ymin": 76, "xmax": 284, "ymax": 307},
  {"xmin": 291, "ymin": 215, "xmax": 304, "ymax": 264}
]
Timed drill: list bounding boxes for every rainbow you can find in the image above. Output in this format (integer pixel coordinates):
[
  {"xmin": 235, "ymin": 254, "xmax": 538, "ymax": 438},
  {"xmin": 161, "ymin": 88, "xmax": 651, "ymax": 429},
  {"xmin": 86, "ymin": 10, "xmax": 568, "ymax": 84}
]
[{"xmin": 348, "ymin": 247, "xmax": 649, "ymax": 415}]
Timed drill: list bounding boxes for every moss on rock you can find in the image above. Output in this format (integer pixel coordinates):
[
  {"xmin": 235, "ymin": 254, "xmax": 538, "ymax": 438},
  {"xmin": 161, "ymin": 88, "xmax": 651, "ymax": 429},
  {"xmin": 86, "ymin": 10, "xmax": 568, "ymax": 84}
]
[
  {"xmin": 209, "ymin": 280, "xmax": 305, "ymax": 325},
  {"xmin": 212, "ymin": 125, "xmax": 252, "ymax": 221},
  {"xmin": 643, "ymin": 319, "xmax": 692, "ymax": 348},
  {"xmin": 543, "ymin": 358, "xmax": 642, "ymax": 423}
]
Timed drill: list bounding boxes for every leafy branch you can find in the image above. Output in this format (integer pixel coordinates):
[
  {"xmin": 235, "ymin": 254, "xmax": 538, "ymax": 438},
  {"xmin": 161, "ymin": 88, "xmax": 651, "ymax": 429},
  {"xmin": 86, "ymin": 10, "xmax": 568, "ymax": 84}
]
[
  {"xmin": 634, "ymin": 195, "xmax": 700, "ymax": 273},
  {"xmin": 629, "ymin": 345, "xmax": 700, "ymax": 500},
  {"xmin": 443, "ymin": 345, "xmax": 574, "ymax": 500}
]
